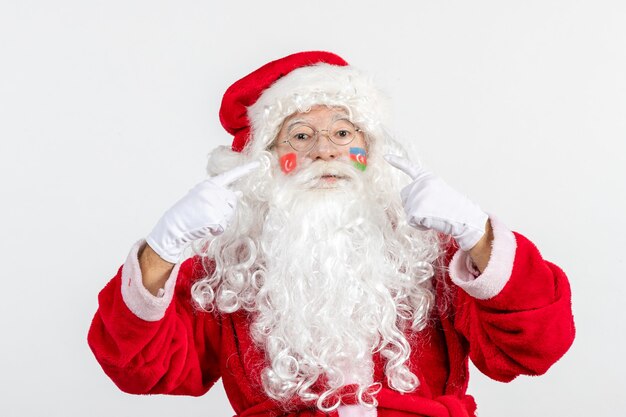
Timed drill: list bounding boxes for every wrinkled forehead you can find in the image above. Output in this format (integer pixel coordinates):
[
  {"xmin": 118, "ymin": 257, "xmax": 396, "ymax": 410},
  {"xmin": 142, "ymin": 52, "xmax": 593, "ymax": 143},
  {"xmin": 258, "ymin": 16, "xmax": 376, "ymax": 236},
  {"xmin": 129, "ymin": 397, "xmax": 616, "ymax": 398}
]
[{"xmin": 280, "ymin": 105, "xmax": 352, "ymax": 129}]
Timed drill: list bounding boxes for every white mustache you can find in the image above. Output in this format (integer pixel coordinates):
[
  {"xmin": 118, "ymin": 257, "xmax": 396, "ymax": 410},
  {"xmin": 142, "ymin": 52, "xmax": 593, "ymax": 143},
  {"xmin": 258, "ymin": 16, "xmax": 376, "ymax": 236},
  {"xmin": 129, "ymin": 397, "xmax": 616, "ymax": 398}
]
[{"xmin": 290, "ymin": 159, "xmax": 360, "ymax": 187}]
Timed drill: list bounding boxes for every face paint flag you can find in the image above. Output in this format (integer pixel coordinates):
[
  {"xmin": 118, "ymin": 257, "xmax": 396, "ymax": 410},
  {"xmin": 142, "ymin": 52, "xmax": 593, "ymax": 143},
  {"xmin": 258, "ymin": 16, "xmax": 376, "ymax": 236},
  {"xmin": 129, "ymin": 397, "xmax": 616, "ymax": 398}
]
[
  {"xmin": 279, "ymin": 153, "xmax": 297, "ymax": 174},
  {"xmin": 349, "ymin": 147, "xmax": 367, "ymax": 171}
]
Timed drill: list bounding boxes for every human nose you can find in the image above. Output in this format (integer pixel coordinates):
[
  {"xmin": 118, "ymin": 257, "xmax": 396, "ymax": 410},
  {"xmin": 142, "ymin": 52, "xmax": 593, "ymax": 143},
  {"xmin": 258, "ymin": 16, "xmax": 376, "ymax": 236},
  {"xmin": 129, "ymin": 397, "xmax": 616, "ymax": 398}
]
[{"xmin": 307, "ymin": 131, "xmax": 339, "ymax": 160}]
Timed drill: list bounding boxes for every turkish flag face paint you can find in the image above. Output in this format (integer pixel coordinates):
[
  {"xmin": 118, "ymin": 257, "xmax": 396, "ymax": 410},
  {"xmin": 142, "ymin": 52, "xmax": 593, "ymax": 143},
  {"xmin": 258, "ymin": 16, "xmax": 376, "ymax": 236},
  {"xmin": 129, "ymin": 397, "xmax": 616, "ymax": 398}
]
[
  {"xmin": 349, "ymin": 147, "xmax": 367, "ymax": 171},
  {"xmin": 279, "ymin": 152, "xmax": 297, "ymax": 174}
]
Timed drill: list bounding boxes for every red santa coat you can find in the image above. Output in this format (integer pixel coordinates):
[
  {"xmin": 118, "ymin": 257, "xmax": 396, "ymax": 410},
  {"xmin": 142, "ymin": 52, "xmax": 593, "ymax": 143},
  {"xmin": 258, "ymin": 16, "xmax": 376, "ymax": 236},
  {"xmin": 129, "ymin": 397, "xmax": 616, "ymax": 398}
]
[{"xmin": 88, "ymin": 217, "xmax": 575, "ymax": 417}]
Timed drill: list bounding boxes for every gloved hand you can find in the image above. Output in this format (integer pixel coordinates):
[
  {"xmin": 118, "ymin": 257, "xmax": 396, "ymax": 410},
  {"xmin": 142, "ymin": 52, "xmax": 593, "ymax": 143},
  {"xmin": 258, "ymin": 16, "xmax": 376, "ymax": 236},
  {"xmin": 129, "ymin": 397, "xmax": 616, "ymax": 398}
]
[
  {"xmin": 146, "ymin": 161, "xmax": 260, "ymax": 263},
  {"xmin": 384, "ymin": 154, "xmax": 488, "ymax": 252}
]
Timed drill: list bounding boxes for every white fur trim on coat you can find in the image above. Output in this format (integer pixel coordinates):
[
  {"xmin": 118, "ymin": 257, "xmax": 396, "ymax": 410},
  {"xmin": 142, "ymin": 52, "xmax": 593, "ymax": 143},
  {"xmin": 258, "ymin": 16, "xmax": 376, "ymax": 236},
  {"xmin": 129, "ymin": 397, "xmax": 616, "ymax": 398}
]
[
  {"xmin": 338, "ymin": 405, "xmax": 377, "ymax": 417},
  {"xmin": 120, "ymin": 239, "xmax": 180, "ymax": 321},
  {"xmin": 448, "ymin": 215, "xmax": 517, "ymax": 300}
]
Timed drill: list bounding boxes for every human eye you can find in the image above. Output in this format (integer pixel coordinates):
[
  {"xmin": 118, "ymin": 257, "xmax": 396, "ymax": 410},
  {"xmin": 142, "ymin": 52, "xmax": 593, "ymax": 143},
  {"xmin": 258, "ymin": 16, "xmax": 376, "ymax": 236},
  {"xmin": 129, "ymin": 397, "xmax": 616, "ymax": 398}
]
[
  {"xmin": 332, "ymin": 123, "xmax": 355, "ymax": 141},
  {"xmin": 289, "ymin": 125, "xmax": 314, "ymax": 142},
  {"xmin": 336, "ymin": 129, "xmax": 351, "ymax": 138},
  {"xmin": 292, "ymin": 132, "xmax": 311, "ymax": 141},
  {"xmin": 331, "ymin": 119, "xmax": 355, "ymax": 137}
]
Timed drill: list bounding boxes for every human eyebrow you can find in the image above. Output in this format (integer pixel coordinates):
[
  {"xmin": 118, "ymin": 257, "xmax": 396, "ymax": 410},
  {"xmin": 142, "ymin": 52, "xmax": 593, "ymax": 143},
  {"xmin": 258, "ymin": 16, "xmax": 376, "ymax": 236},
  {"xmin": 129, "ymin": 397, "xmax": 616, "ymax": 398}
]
[
  {"xmin": 286, "ymin": 119, "xmax": 311, "ymax": 131},
  {"xmin": 330, "ymin": 113, "xmax": 351, "ymax": 122}
]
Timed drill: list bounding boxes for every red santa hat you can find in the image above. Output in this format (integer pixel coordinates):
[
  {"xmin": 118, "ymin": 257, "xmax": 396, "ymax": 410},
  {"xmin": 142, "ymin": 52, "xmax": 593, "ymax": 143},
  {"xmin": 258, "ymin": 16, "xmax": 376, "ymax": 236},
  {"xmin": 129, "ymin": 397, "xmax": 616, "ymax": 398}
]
[{"xmin": 219, "ymin": 51, "xmax": 389, "ymax": 153}]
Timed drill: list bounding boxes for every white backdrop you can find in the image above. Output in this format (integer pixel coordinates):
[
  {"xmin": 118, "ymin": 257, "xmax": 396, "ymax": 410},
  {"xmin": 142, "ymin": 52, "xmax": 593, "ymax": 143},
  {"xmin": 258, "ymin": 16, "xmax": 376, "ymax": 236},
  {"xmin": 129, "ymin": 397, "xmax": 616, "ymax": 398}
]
[{"xmin": 1, "ymin": 1, "xmax": 625, "ymax": 416}]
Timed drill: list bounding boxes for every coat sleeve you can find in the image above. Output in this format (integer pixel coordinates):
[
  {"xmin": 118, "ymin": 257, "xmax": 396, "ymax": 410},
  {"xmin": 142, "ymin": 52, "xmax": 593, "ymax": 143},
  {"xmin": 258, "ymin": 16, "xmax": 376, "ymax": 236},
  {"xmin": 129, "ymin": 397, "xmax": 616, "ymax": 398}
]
[
  {"xmin": 446, "ymin": 216, "xmax": 575, "ymax": 382},
  {"xmin": 87, "ymin": 240, "xmax": 222, "ymax": 396}
]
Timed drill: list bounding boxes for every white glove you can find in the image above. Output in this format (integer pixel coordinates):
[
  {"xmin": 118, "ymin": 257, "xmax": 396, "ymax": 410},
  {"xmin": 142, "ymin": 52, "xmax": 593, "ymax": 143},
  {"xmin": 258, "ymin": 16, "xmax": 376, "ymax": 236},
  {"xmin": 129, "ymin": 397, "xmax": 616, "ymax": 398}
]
[
  {"xmin": 384, "ymin": 155, "xmax": 488, "ymax": 252},
  {"xmin": 146, "ymin": 161, "xmax": 260, "ymax": 263}
]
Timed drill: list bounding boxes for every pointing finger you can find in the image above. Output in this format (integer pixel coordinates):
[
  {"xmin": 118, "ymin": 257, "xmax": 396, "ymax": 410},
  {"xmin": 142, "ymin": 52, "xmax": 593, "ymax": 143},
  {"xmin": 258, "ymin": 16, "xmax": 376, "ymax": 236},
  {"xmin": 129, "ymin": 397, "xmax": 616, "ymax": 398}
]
[
  {"xmin": 211, "ymin": 161, "xmax": 261, "ymax": 187},
  {"xmin": 383, "ymin": 154, "xmax": 423, "ymax": 180}
]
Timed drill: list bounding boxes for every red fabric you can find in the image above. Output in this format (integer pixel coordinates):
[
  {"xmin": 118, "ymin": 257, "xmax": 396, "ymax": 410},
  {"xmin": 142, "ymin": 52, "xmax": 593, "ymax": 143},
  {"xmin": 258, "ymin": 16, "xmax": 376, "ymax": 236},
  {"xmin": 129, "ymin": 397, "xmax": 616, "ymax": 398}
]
[
  {"xmin": 219, "ymin": 51, "xmax": 349, "ymax": 152},
  {"xmin": 87, "ymin": 232, "xmax": 575, "ymax": 416}
]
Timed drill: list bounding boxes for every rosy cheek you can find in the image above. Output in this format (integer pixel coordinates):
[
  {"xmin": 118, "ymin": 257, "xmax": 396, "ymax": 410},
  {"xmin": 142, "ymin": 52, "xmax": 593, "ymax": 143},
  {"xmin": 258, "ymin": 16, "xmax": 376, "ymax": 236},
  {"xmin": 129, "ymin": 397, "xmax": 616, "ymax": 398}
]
[
  {"xmin": 349, "ymin": 147, "xmax": 367, "ymax": 171},
  {"xmin": 279, "ymin": 153, "xmax": 297, "ymax": 174}
]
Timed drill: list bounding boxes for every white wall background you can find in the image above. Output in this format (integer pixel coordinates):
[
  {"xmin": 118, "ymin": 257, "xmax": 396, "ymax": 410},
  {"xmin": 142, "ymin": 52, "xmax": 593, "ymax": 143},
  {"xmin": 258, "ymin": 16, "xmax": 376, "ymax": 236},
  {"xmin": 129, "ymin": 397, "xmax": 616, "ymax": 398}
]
[{"xmin": 1, "ymin": 1, "xmax": 624, "ymax": 416}]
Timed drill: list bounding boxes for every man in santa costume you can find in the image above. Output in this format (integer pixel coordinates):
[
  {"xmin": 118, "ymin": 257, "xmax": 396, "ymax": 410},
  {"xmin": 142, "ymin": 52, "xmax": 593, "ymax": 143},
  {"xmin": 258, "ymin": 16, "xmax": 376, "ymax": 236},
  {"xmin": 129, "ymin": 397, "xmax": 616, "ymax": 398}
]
[{"xmin": 88, "ymin": 51, "xmax": 575, "ymax": 417}]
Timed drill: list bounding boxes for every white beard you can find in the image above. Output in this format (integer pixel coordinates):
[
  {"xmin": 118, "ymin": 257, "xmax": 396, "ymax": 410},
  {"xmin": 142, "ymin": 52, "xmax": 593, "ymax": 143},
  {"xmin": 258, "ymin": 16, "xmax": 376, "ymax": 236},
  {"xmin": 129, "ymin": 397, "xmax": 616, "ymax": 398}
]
[
  {"xmin": 252, "ymin": 160, "xmax": 416, "ymax": 405},
  {"xmin": 193, "ymin": 155, "xmax": 440, "ymax": 410}
]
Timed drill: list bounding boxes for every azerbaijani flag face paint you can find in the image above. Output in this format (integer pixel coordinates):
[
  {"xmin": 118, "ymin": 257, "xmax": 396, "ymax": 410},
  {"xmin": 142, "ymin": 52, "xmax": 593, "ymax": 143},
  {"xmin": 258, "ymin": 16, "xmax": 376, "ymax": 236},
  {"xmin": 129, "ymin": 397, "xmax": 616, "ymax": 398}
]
[
  {"xmin": 349, "ymin": 147, "xmax": 367, "ymax": 171},
  {"xmin": 279, "ymin": 152, "xmax": 297, "ymax": 174}
]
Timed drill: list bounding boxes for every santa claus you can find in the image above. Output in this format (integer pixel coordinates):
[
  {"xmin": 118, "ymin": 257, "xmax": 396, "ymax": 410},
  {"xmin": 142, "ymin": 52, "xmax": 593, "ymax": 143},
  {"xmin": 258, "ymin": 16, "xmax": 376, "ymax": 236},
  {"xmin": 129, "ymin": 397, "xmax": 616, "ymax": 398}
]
[{"xmin": 88, "ymin": 51, "xmax": 575, "ymax": 417}]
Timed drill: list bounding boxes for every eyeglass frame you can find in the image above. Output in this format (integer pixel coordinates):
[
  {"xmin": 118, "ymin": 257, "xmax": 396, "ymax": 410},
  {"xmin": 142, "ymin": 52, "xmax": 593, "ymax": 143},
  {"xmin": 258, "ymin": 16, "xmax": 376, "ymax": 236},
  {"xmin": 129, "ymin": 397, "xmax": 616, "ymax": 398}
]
[{"xmin": 277, "ymin": 118, "xmax": 363, "ymax": 153}]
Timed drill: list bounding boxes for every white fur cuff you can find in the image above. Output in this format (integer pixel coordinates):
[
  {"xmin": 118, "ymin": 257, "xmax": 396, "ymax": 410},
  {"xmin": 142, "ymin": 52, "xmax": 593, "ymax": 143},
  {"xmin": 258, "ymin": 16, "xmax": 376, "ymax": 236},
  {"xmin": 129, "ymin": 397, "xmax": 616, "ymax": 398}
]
[
  {"xmin": 120, "ymin": 239, "xmax": 180, "ymax": 321},
  {"xmin": 448, "ymin": 215, "xmax": 517, "ymax": 300}
]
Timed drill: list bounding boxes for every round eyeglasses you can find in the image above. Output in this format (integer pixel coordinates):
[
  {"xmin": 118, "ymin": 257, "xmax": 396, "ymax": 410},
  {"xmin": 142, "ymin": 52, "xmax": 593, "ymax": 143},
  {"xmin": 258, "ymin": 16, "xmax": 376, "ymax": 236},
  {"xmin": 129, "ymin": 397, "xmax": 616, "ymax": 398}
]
[{"xmin": 280, "ymin": 119, "xmax": 362, "ymax": 153}]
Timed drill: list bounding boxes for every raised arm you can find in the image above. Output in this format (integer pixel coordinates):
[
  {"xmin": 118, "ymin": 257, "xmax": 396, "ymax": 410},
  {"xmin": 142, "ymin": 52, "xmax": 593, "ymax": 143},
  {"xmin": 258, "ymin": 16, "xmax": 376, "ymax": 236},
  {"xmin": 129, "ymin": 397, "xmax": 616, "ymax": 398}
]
[{"xmin": 88, "ymin": 161, "xmax": 260, "ymax": 394}]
